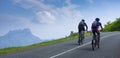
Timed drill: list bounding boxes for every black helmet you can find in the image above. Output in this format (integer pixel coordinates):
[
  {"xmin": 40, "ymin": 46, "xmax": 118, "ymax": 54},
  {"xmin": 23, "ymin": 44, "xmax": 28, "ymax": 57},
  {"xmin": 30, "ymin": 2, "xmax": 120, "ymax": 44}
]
[
  {"xmin": 95, "ymin": 18, "xmax": 100, "ymax": 21},
  {"xmin": 82, "ymin": 19, "xmax": 85, "ymax": 21}
]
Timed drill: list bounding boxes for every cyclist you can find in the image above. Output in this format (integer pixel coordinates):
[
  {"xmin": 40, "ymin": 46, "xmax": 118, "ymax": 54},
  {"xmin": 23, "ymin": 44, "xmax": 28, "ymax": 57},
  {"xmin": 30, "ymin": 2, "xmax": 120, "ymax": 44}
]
[
  {"xmin": 91, "ymin": 18, "xmax": 103, "ymax": 47},
  {"xmin": 78, "ymin": 19, "xmax": 88, "ymax": 45}
]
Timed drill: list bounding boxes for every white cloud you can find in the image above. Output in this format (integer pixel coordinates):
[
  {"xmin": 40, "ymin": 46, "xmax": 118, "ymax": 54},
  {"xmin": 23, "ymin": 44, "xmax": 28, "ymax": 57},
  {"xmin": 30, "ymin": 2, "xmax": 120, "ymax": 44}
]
[
  {"xmin": 13, "ymin": 0, "xmax": 55, "ymax": 24},
  {"xmin": 12, "ymin": 0, "xmax": 82, "ymax": 24},
  {"xmin": 36, "ymin": 11, "xmax": 56, "ymax": 24},
  {"xmin": 13, "ymin": 0, "xmax": 51, "ymax": 11}
]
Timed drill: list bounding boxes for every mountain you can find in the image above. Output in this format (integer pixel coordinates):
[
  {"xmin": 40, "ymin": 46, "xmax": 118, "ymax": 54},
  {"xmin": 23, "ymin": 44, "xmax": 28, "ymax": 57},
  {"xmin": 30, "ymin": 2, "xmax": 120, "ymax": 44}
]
[{"xmin": 0, "ymin": 29, "xmax": 42, "ymax": 49}]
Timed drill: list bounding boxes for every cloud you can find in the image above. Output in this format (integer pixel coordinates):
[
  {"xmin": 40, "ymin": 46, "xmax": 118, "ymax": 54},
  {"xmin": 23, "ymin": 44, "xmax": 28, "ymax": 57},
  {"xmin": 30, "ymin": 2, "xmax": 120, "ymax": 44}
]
[
  {"xmin": 13, "ymin": 0, "xmax": 55, "ymax": 24},
  {"xmin": 12, "ymin": 0, "xmax": 82, "ymax": 24},
  {"xmin": 36, "ymin": 11, "xmax": 56, "ymax": 24},
  {"xmin": 13, "ymin": 0, "xmax": 51, "ymax": 11}
]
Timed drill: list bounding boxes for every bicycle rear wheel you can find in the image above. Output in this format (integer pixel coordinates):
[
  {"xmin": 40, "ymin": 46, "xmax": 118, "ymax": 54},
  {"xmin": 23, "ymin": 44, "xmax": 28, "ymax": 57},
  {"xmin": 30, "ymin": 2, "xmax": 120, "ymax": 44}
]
[
  {"xmin": 97, "ymin": 36, "xmax": 100, "ymax": 48},
  {"xmin": 78, "ymin": 31, "xmax": 84, "ymax": 45},
  {"xmin": 92, "ymin": 39, "xmax": 95, "ymax": 50}
]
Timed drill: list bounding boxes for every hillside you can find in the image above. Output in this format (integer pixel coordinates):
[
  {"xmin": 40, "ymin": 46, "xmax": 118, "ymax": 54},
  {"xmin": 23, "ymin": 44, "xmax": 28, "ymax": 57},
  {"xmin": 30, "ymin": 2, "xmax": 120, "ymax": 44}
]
[
  {"xmin": 104, "ymin": 18, "xmax": 120, "ymax": 31},
  {"xmin": 0, "ymin": 29, "xmax": 42, "ymax": 49}
]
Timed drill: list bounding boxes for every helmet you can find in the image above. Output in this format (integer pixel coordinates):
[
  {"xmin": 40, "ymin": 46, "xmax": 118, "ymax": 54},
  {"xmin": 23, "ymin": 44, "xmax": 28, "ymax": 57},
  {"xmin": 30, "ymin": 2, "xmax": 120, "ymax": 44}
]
[
  {"xmin": 82, "ymin": 19, "xmax": 85, "ymax": 21},
  {"xmin": 95, "ymin": 18, "xmax": 100, "ymax": 21}
]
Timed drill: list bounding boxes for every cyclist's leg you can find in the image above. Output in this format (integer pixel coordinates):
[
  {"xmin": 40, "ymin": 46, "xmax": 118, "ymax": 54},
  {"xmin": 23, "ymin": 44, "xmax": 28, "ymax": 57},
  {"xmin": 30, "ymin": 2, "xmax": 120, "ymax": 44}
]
[
  {"xmin": 96, "ymin": 31, "xmax": 100, "ymax": 45},
  {"xmin": 80, "ymin": 31, "xmax": 83, "ymax": 44},
  {"xmin": 92, "ymin": 30, "xmax": 95, "ymax": 44},
  {"xmin": 91, "ymin": 30, "xmax": 96, "ymax": 48},
  {"xmin": 78, "ymin": 32, "xmax": 80, "ymax": 43},
  {"xmin": 92, "ymin": 30, "xmax": 97, "ymax": 46},
  {"xmin": 82, "ymin": 31, "xmax": 85, "ymax": 39},
  {"xmin": 78, "ymin": 31, "xmax": 81, "ymax": 44},
  {"xmin": 81, "ymin": 31, "xmax": 84, "ymax": 44},
  {"xmin": 92, "ymin": 30, "xmax": 96, "ymax": 39}
]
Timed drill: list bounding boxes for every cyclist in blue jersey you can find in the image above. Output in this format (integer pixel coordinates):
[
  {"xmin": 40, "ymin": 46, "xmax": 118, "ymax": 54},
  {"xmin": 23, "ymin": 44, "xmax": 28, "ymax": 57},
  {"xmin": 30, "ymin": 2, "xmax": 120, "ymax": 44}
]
[{"xmin": 91, "ymin": 18, "xmax": 103, "ymax": 46}]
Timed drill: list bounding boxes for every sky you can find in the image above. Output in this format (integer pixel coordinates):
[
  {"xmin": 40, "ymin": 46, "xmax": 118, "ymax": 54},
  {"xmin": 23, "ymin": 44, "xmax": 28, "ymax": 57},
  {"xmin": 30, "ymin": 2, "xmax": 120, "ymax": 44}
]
[{"xmin": 0, "ymin": 0, "xmax": 120, "ymax": 40}]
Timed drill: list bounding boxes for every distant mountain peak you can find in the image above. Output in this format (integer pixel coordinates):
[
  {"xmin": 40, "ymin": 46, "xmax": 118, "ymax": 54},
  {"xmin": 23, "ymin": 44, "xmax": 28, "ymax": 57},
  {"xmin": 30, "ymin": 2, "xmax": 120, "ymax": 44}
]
[{"xmin": 0, "ymin": 28, "xmax": 42, "ymax": 49}]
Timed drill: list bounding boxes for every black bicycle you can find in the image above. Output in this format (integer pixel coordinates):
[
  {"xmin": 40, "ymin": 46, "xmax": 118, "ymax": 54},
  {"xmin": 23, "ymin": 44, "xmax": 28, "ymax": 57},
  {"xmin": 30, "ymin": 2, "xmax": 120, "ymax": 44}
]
[
  {"xmin": 78, "ymin": 31, "xmax": 84, "ymax": 45},
  {"xmin": 92, "ymin": 34, "xmax": 99, "ymax": 50}
]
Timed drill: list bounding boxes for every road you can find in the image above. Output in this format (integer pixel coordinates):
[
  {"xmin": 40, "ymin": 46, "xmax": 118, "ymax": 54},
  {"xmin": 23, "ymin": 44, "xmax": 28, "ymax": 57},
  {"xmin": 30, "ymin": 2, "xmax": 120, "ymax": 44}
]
[{"xmin": 0, "ymin": 32, "xmax": 120, "ymax": 58}]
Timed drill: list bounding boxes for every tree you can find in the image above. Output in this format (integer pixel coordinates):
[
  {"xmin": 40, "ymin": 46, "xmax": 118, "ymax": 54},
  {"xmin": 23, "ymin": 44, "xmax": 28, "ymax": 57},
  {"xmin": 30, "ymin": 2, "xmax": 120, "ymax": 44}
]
[{"xmin": 104, "ymin": 18, "xmax": 120, "ymax": 31}]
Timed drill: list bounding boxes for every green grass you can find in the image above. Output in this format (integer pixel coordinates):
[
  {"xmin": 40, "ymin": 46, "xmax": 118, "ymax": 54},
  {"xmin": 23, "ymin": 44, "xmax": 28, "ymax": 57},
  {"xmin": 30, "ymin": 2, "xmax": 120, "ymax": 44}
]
[{"xmin": 0, "ymin": 32, "xmax": 90, "ymax": 55}]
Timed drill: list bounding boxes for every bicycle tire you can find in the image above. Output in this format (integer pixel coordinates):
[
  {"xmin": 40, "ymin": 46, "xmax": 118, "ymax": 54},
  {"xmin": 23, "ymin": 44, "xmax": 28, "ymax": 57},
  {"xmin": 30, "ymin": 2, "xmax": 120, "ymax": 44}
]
[{"xmin": 92, "ymin": 39, "xmax": 96, "ymax": 50}]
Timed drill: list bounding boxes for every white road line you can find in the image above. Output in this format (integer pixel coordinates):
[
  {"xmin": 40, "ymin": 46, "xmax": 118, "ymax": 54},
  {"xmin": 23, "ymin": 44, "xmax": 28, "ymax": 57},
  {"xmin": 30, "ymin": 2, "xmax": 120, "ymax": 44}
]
[{"xmin": 50, "ymin": 34, "xmax": 116, "ymax": 58}]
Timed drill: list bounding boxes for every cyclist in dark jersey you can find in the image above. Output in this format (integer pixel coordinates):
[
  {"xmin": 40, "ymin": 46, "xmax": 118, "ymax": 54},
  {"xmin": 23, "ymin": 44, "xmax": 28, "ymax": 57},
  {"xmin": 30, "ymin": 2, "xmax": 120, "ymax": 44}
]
[
  {"xmin": 91, "ymin": 18, "xmax": 103, "ymax": 45},
  {"xmin": 78, "ymin": 19, "xmax": 88, "ymax": 44}
]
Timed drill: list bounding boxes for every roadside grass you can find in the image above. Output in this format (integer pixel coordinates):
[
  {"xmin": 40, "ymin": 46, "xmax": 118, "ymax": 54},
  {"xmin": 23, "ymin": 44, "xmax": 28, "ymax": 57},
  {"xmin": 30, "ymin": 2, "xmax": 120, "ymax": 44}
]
[{"xmin": 0, "ymin": 32, "xmax": 90, "ymax": 55}]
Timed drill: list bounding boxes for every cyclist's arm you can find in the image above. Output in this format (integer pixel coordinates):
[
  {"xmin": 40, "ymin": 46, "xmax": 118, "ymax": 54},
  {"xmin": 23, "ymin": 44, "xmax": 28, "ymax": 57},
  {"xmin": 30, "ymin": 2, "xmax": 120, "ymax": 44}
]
[
  {"xmin": 99, "ymin": 23, "xmax": 103, "ymax": 31},
  {"xmin": 84, "ymin": 23, "xmax": 88, "ymax": 31}
]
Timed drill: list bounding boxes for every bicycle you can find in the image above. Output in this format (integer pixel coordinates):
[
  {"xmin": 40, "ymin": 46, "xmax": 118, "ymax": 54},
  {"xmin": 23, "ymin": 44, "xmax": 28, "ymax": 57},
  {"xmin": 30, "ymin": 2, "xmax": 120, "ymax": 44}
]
[
  {"xmin": 91, "ymin": 33, "xmax": 99, "ymax": 50},
  {"xmin": 78, "ymin": 31, "xmax": 85, "ymax": 45}
]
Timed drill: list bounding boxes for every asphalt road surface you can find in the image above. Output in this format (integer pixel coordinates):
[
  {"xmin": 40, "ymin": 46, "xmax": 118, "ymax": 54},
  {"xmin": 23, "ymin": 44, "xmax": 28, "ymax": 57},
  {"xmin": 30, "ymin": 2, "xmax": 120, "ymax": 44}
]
[{"xmin": 0, "ymin": 32, "xmax": 120, "ymax": 58}]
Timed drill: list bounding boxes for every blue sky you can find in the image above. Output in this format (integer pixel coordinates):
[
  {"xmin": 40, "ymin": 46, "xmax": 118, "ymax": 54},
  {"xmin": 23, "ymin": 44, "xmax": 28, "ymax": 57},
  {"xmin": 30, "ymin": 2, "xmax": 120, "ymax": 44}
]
[{"xmin": 0, "ymin": 0, "xmax": 120, "ymax": 40}]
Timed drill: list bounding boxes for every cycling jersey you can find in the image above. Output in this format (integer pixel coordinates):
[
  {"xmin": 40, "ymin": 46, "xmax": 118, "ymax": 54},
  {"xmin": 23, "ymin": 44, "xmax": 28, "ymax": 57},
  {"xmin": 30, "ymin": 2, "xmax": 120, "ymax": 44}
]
[
  {"xmin": 92, "ymin": 21, "xmax": 101, "ymax": 31},
  {"xmin": 78, "ymin": 21, "xmax": 87, "ymax": 32}
]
